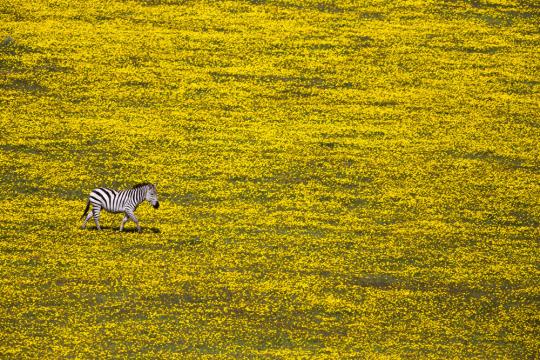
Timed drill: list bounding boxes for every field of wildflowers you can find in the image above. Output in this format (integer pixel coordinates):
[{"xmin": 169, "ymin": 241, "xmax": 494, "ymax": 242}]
[{"xmin": 1, "ymin": 0, "xmax": 539, "ymax": 357}]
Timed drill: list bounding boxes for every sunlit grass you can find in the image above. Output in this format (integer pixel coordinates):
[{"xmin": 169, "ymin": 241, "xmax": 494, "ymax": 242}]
[{"xmin": 1, "ymin": 0, "xmax": 539, "ymax": 357}]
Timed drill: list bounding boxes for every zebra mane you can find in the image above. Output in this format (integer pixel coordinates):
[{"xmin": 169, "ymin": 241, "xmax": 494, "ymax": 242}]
[{"xmin": 132, "ymin": 182, "xmax": 153, "ymax": 189}]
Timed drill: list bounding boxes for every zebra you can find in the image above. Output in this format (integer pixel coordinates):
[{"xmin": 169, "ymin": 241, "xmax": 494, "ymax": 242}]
[{"xmin": 81, "ymin": 183, "xmax": 159, "ymax": 233}]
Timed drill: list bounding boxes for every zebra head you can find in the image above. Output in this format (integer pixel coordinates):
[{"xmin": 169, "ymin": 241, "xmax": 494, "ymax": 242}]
[{"xmin": 145, "ymin": 184, "xmax": 160, "ymax": 209}]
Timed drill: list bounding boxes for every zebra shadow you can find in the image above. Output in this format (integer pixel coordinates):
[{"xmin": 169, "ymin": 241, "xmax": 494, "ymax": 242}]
[{"xmin": 84, "ymin": 226, "xmax": 161, "ymax": 234}]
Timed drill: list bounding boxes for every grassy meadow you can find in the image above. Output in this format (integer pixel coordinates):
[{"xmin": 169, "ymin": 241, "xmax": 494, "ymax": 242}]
[{"xmin": 1, "ymin": 0, "xmax": 539, "ymax": 357}]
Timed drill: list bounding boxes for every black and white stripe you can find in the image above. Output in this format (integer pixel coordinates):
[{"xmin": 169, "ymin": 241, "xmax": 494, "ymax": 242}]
[{"xmin": 81, "ymin": 183, "xmax": 159, "ymax": 232}]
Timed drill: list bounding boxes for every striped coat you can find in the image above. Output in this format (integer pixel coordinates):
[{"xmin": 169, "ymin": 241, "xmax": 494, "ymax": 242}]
[{"xmin": 81, "ymin": 183, "xmax": 159, "ymax": 233}]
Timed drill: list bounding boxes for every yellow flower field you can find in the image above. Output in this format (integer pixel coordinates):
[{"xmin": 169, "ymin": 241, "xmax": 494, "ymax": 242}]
[{"xmin": 1, "ymin": 0, "xmax": 539, "ymax": 357}]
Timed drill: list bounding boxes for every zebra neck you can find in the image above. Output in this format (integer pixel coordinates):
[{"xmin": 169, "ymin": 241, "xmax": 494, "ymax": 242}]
[{"xmin": 132, "ymin": 187, "xmax": 146, "ymax": 205}]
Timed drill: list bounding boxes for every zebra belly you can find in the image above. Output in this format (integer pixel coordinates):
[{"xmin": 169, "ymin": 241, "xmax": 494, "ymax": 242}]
[
  {"xmin": 90, "ymin": 188, "xmax": 125, "ymax": 213},
  {"xmin": 90, "ymin": 200, "xmax": 125, "ymax": 213},
  {"xmin": 102, "ymin": 201, "xmax": 126, "ymax": 213},
  {"xmin": 105, "ymin": 208, "xmax": 125, "ymax": 214}
]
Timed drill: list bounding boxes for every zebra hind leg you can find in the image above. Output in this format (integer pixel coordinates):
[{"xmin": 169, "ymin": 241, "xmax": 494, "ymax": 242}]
[
  {"xmin": 119, "ymin": 215, "xmax": 128, "ymax": 232},
  {"xmin": 82, "ymin": 211, "xmax": 93, "ymax": 230},
  {"xmin": 93, "ymin": 207, "xmax": 102, "ymax": 230}
]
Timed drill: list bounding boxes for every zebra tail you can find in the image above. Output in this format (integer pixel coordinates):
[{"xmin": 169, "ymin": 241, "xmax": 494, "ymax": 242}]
[{"xmin": 81, "ymin": 200, "xmax": 90, "ymax": 220}]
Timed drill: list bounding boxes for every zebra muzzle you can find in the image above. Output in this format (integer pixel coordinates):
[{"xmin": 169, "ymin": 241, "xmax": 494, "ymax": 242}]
[{"xmin": 153, "ymin": 201, "xmax": 160, "ymax": 209}]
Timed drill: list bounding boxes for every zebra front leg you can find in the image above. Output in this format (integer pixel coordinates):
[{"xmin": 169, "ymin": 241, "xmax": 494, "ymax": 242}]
[
  {"xmin": 119, "ymin": 215, "xmax": 129, "ymax": 232},
  {"xmin": 93, "ymin": 207, "xmax": 102, "ymax": 230},
  {"xmin": 82, "ymin": 212, "xmax": 93, "ymax": 229},
  {"xmin": 126, "ymin": 212, "xmax": 141, "ymax": 233}
]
